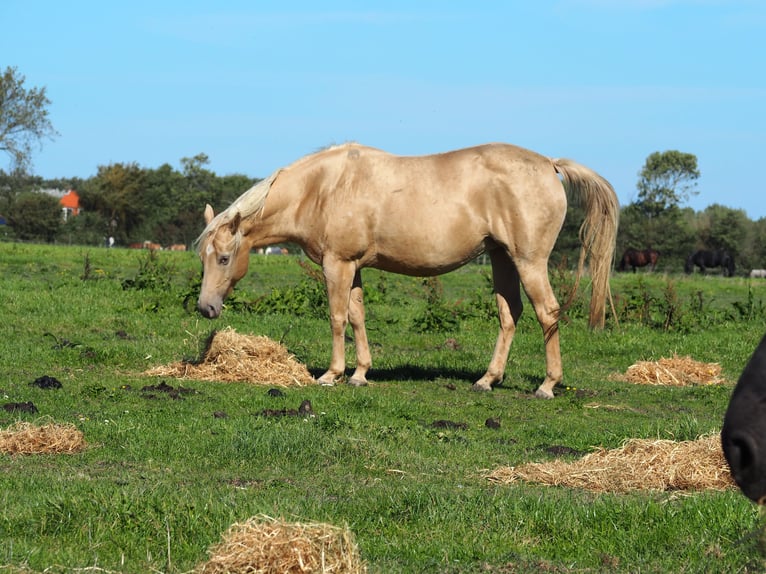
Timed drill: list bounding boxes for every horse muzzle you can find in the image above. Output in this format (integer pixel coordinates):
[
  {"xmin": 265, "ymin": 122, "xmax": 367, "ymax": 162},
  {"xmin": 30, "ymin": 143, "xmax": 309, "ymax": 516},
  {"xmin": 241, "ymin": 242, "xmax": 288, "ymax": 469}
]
[
  {"xmin": 722, "ymin": 331, "xmax": 766, "ymax": 503},
  {"xmin": 197, "ymin": 297, "xmax": 223, "ymax": 319},
  {"xmin": 722, "ymin": 426, "xmax": 766, "ymax": 503}
]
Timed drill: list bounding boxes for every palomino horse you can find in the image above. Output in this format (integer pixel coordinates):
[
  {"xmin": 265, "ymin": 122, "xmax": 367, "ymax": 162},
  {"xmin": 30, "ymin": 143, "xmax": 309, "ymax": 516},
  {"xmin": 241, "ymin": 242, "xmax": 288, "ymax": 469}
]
[
  {"xmin": 722, "ymin": 332, "xmax": 766, "ymax": 502},
  {"xmin": 196, "ymin": 143, "xmax": 619, "ymax": 399},
  {"xmin": 618, "ymin": 247, "xmax": 659, "ymax": 272}
]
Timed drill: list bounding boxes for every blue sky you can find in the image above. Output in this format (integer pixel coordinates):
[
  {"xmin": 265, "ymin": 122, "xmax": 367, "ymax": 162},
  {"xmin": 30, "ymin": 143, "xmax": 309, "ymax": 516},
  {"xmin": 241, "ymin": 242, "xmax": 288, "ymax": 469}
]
[{"xmin": 2, "ymin": 1, "xmax": 765, "ymax": 219}]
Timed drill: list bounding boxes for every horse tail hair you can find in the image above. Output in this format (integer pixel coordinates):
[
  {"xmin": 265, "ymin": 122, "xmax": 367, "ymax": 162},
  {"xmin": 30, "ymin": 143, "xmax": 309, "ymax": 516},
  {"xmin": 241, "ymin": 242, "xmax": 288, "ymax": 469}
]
[{"xmin": 552, "ymin": 158, "xmax": 619, "ymax": 329}]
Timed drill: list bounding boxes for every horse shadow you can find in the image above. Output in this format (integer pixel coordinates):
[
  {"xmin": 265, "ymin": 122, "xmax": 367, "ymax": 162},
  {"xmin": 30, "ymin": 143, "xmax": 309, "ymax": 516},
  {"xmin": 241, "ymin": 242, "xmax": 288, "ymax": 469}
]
[{"xmin": 307, "ymin": 365, "xmax": 544, "ymax": 393}]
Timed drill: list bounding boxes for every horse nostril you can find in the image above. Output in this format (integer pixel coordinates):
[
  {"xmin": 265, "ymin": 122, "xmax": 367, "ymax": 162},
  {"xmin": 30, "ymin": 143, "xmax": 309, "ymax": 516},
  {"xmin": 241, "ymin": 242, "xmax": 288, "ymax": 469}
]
[
  {"xmin": 197, "ymin": 301, "xmax": 219, "ymax": 319},
  {"xmin": 734, "ymin": 438, "xmax": 753, "ymax": 469},
  {"xmin": 726, "ymin": 433, "xmax": 757, "ymax": 476}
]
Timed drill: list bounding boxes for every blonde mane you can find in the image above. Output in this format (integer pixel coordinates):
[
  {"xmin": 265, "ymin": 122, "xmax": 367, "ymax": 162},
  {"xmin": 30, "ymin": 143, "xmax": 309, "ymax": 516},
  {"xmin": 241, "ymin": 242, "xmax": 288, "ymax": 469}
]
[
  {"xmin": 195, "ymin": 169, "xmax": 280, "ymax": 251},
  {"xmin": 195, "ymin": 144, "xmax": 363, "ymax": 252}
]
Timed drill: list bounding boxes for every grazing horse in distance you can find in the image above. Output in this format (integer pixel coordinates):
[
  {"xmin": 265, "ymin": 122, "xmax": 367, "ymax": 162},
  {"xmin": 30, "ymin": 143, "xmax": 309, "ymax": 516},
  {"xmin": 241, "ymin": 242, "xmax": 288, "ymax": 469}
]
[
  {"xmin": 618, "ymin": 248, "xmax": 659, "ymax": 272},
  {"xmin": 196, "ymin": 142, "xmax": 619, "ymax": 399},
  {"xmin": 749, "ymin": 269, "xmax": 766, "ymax": 278},
  {"xmin": 684, "ymin": 249, "xmax": 735, "ymax": 277},
  {"xmin": 722, "ymin": 332, "xmax": 766, "ymax": 502}
]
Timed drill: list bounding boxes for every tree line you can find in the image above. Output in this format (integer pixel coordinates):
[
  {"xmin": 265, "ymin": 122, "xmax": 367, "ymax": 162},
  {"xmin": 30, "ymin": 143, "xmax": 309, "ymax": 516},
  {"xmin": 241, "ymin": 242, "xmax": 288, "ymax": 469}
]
[
  {"xmin": 0, "ymin": 155, "xmax": 258, "ymax": 248},
  {"xmin": 555, "ymin": 151, "xmax": 766, "ymax": 275},
  {"xmin": 2, "ymin": 65, "xmax": 765, "ymax": 273},
  {"xmin": 1, "ymin": 153, "xmax": 765, "ymax": 274}
]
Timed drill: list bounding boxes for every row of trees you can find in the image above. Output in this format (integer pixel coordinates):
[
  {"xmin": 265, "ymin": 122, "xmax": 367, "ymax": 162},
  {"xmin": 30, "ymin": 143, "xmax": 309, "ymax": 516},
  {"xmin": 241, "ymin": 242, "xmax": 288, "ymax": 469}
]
[
  {"xmin": 2, "ymin": 65, "xmax": 765, "ymax": 273},
  {"xmin": 0, "ymin": 156, "xmax": 257, "ymax": 247},
  {"xmin": 557, "ymin": 152, "xmax": 766, "ymax": 274},
  {"xmin": 3, "ymin": 150, "xmax": 765, "ymax": 274}
]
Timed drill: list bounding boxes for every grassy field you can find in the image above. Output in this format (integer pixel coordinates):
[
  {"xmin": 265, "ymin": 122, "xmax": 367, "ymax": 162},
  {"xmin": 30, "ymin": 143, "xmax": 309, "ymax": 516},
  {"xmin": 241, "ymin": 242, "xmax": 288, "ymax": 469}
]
[{"xmin": 1, "ymin": 242, "xmax": 766, "ymax": 573}]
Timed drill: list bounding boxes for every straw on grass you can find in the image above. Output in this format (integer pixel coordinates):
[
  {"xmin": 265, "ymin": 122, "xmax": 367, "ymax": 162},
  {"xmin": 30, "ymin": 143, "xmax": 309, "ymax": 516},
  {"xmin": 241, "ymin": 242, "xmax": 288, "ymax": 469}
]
[
  {"xmin": 487, "ymin": 435, "xmax": 733, "ymax": 493},
  {"xmin": 620, "ymin": 355, "xmax": 724, "ymax": 386},
  {"xmin": 146, "ymin": 327, "xmax": 315, "ymax": 387},
  {"xmin": 196, "ymin": 515, "xmax": 367, "ymax": 574},
  {"xmin": 0, "ymin": 420, "xmax": 86, "ymax": 455}
]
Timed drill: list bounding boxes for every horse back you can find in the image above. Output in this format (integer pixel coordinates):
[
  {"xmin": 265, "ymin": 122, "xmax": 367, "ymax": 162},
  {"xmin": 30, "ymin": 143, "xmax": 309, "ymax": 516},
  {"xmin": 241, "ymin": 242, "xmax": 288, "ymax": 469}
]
[{"xmin": 280, "ymin": 143, "xmax": 568, "ymax": 272}]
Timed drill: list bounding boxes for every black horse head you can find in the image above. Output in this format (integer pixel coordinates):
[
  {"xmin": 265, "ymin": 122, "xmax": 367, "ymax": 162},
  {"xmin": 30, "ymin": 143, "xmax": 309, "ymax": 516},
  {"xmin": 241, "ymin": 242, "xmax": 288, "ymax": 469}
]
[{"xmin": 722, "ymin": 332, "xmax": 766, "ymax": 502}]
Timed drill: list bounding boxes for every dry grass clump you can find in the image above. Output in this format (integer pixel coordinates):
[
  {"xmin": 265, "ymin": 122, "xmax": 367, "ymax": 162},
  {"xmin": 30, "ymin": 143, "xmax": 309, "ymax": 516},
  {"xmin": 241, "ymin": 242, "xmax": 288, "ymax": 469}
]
[
  {"xmin": 196, "ymin": 515, "xmax": 367, "ymax": 574},
  {"xmin": 0, "ymin": 420, "xmax": 86, "ymax": 455},
  {"xmin": 487, "ymin": 435, "xmax": 733, "ymax": 493},
  {"xmin": 621, "ymin": 355, "xmax": 724, "ymax": 386},
  {"xmin": 146, "ymin": 327, "xmax": 315, "ymax": 387}
]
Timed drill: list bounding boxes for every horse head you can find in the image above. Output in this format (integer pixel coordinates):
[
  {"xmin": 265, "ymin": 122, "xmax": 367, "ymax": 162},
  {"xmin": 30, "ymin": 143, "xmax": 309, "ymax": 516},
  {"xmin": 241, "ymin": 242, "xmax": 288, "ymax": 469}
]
[
  {"xmin": 722, "ymin": 333, "xmax": 766, "ymax": 503},
  {"xmin": 196, "ymin": 204, "xmax": 250, "ymax": 318}
]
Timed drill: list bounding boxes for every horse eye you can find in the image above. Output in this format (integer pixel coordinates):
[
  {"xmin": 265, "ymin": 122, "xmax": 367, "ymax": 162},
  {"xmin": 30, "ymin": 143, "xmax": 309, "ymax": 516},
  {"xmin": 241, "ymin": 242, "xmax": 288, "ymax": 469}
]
[{"xmin": 218, "ymin": 255, "xmax": 230, "ymax": 265}]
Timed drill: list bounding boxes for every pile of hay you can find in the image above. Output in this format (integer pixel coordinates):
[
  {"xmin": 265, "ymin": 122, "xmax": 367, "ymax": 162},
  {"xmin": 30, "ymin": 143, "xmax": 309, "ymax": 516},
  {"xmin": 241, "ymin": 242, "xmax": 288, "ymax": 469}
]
[
  {"xmin": 0, "ymin": 421, "xmax": 86, "ymax": 455},
  {"xmin": 621, "ymin": 355, "xmax": 724, "ymax": 386},
  {"xmin": 487, "ymin": 435, "xmax": 733, "ymax": 493},
  {"xmin": 146, "ymin": 327, "xmax": 315, "ymax": 387},
  {"xmin": 196, "ymin": 515, "xmax": 367, "ymax": 574}
]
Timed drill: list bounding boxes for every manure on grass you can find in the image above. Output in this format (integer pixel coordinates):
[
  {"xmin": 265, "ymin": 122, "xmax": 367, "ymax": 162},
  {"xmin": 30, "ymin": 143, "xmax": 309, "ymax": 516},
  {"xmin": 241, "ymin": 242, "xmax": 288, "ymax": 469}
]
[
  {"xmin": 0, "ymin": 420, "xmax": 86, "ymax": 455},
  {"xmin": 196, "ymin": 515, "xmax": 366, "ymax": 574},
  {"xmin": 145, "ymin": 327, "xmax": 315, "ymax": 387},
  {"xmin": 487, "ymin": 435, "xmax": 733, "ymax": 493}
]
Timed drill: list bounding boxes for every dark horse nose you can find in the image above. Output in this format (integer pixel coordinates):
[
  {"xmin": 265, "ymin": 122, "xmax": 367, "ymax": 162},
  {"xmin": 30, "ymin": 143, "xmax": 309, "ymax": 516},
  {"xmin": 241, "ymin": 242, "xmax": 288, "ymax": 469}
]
[
  {"xmin": 722, "ymin": 332, "xmax": 766, "ymax": 503},
  {"xmin": 722, "ymin": 431, "xmax": 765, "ymax": 502},
  {"xmin": 197, "ymin": 299, "xmax": 221, "ymax": 319}
]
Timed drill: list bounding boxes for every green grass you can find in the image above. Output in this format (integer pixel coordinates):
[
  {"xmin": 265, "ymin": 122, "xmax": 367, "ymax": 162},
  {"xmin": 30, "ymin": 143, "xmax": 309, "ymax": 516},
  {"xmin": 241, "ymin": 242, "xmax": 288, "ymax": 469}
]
[{"xmin": 2, "ymin": 243, "xmax": 766, "ymax": 573}]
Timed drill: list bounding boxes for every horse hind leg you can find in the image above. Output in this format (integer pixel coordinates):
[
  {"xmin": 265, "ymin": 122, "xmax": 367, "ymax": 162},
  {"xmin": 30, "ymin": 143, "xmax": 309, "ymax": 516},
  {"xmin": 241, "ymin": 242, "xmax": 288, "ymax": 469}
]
[
  {"xmin": 516, "ymin": 259, "xmax": 563, "ymax": 399},
  {"xmin": 472, "ymin": 249, "xmax": 522, "ymax": 392}
]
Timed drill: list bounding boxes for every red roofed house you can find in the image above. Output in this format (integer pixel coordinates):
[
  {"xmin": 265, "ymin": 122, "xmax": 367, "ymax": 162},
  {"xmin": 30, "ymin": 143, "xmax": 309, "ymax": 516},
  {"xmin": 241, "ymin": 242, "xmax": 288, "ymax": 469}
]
[{"xmin": 60, "ymin": 189, "xmax": 80, "ymax": 221}]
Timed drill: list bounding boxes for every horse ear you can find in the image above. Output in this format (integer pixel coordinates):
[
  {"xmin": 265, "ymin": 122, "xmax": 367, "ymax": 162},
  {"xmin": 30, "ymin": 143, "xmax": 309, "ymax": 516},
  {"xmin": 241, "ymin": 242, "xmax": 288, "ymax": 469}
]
[
  {"xmin": 228, "ymin": 212, "xmax": 241, "ymax": 235},
  {"xmin": 204, "ymin": 204, "xmax": 215, "ymax": 225}
]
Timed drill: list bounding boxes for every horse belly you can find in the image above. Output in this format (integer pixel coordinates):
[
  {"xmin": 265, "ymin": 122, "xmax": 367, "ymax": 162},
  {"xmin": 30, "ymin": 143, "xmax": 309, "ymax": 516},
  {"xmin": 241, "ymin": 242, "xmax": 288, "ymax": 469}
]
[{"xmin": 371, "ymin": 216, "xmax": 488, "ymax": 275}]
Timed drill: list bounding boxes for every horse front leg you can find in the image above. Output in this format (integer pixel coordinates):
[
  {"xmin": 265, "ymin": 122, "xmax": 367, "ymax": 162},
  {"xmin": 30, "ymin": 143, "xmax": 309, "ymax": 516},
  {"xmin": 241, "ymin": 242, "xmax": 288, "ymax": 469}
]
[
  {"xmin": 473, "ymin": 250, "xmax": 522, "ymax": 392},
  {"xmin": 316, "ymin": 259, "xmax": 356, "ymax": 386},
  {"xmin": 347, "ymin": 270, "xmax": 371, "ymax": 386}
]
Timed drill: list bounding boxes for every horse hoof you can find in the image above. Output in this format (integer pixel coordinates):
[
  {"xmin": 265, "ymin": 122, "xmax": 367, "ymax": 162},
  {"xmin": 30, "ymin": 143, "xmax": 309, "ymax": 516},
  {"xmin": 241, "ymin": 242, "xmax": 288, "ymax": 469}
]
[
  {"xmin": 347, "ymin": 377, "xmax": 368, "ymax": 387},
  {"xmin": 534, "ymin": 388, "xmax": 554, "ymax": 399},
  {"xmin": 471, "ymin": 382, "xmax": 493, "ymax": 392}
]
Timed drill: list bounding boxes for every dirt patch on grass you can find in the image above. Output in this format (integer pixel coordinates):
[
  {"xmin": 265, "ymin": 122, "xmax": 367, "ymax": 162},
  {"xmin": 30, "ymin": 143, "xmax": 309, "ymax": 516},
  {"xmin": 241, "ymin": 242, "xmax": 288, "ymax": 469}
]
[
  {"xmin": 487, "ymin": 435, "xmax": 733, "ymax": 493},
  {"xmin": 196, "ymin": 515, "xmax": 366, "ymax": 574},
  {"xmin": 0, "ymin": 420, "xmax": 86, "ymax": 455},
  {"xmin": 615, "ymin": 355, "xmax": 725, "ymax": 386},
  {"xmin": 145, "ymin": 327, "xmax": 315, "ymax": 387}
]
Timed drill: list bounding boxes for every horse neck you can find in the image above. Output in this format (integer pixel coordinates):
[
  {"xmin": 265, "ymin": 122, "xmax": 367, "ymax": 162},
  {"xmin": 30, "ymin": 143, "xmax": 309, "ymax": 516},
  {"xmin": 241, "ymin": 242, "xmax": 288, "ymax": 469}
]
[{"xmin": 239, "ymin": 176, "xmax": 305, "ymax": 249}]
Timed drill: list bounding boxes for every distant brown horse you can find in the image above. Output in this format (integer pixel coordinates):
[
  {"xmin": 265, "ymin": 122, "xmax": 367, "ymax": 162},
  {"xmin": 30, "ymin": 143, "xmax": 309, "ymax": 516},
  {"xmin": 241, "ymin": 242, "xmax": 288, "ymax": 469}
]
[
  {"xmin": 618, "ymin": 248, "xmax": 659, "ymax": 272},
  {"xmin": 128, "ymin": 241, "xmax": 163, "ymax": 251},
  {"xmin": 196, "ymin": 143, "xmax": 619, "ymax": 399}
]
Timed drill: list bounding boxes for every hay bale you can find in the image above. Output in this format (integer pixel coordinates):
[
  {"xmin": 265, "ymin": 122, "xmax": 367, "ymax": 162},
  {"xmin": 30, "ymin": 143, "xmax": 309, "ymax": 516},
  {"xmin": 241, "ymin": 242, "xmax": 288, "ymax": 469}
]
[
  {"xmin": 487, "ymin": 435, "xmax": 733, "ymax": 493},
  {"xmin": 196, "ymin": 515, "xmax": 367, "ymax": 574},
  {"xmin": 622, "ymin": 355, "xmax": 724, "ymax": 386},
  {"xmin": 146, "ymin": 327, "xmax": 315, "ymax": 387},
  {"xmin": 0, "ymin": 420, "xmax": 86, "ymax": 455}
]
